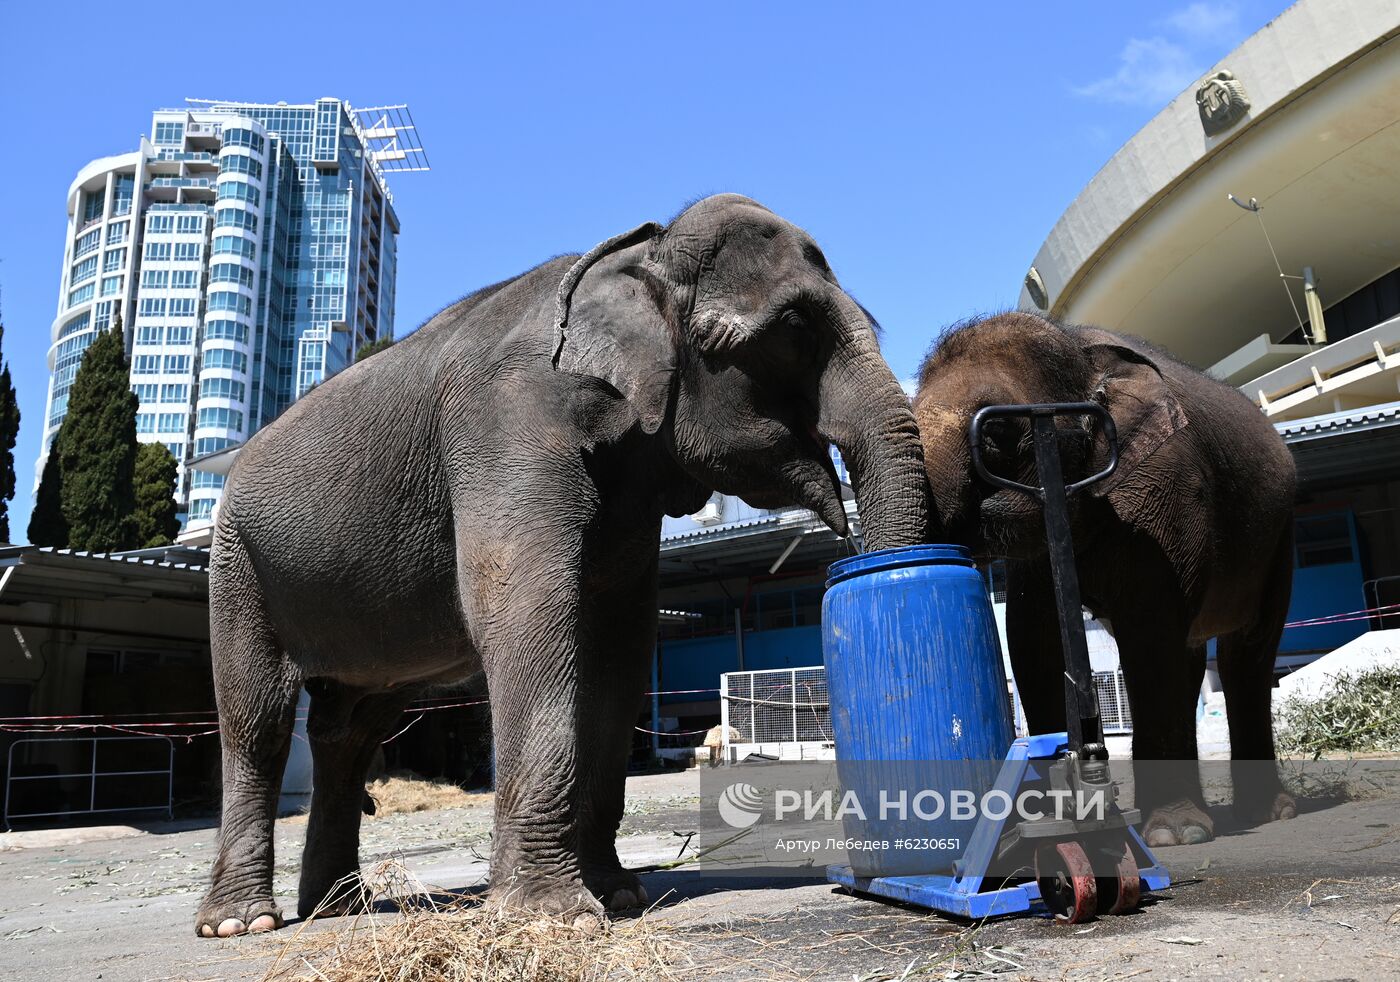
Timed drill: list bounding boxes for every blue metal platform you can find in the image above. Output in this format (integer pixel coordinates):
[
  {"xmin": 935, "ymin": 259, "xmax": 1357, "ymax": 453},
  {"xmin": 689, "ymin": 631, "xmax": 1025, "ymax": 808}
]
[{"xmin": 826, "ymin": 733, "xmax": 1170, "ymax": 920}]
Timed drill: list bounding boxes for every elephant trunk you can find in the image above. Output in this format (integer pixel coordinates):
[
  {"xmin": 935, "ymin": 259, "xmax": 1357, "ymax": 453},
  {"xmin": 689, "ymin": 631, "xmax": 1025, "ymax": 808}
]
[
  {"xmin": 916, "ymin": 405, "xmax": 978, "ymax": 547},
  {"xmin": 819, "ymin": 304, "xmax": 932, "ymax": 553}
]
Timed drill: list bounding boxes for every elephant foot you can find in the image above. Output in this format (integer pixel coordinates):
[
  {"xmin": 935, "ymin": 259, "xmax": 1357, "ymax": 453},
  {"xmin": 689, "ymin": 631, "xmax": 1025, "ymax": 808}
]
[
  {"xmin": 195, "ymin": 895, "xmax": 283, "ymax": 938},
  {"xmin": 1143, "ymin": 799, "xmax": 1214, "ymax": 847},
  {"xmin": 298, "ymin": 868, "xmax": 370, "ymax": 921},
  {"xmin": 1235, "ymin": 790, "xmax": 1297, "ymax": 827},
  {"xmin": 490, "ymin": 872, "xmax": 607, "ymax": 934},
  {"xmin": 583, "ymin": 865, "xmax": 650, "ymax": 912}
]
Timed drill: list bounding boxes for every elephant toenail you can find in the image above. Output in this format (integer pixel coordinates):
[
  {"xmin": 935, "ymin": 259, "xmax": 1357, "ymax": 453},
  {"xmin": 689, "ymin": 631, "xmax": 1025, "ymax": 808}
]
[
  {"xmin": 1146, "ymin": 829, "xmax": 1178, "ymax": 847},
  {"xmin": 199, "ymin": 924, "xmax": 215, "ymax": 938},
  {"xmin": 571, "ymin": 912, "xmax": 604, "ymax": 935},
  {"xmin": 1182, "ymin": 825, "xmax": 1210, "ymax": 844},
  {"xmin": 217, "ymin": 918, "xmax": 246, "ymax": 937},
  {"xmin": 609, "ymin": 889, "xmax": 637, "ymax": 911},
  {"xmin": 249, "ymin": 914, "xmax": 279, "ymax": 933}
]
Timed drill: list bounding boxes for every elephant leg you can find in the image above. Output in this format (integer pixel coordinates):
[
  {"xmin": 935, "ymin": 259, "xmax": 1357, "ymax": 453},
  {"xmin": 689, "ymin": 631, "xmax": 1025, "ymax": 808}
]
[
  {"xmin": 297, "ymin": 684, "xmax": 416, "ymax": 919},
  {"xmin": 575, "ymin": 572, "xmax": 658, "ymax": 912},
  {"xmin": 196, "ymin": 547, "xmax": 300, "ymax": 938},
  {"xmin": 1217, "ymin": 543, "xmax": 1295, "ymax": 825},
  {"xmin": 1004, "ymin": 559, "xmax": 1067, "ymax": 736},
  {"xmin": 1117, "ymin": 620, "xmax": 1213, "ymax": 847},
  {"xmin": 479, "ymin": 588, "xmax": 606, "ymax": 928}
]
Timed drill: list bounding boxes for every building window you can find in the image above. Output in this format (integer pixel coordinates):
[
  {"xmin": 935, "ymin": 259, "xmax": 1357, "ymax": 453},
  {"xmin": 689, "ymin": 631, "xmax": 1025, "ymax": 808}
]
[
  {"xmin": 82, "ymin": 192, "xmax": 104, "ymax": 225},
  {"xmin": 136, "ymin": 413, "xmax": 156, "ymax": 433},
  {"xmin": 189, "ymin": 499, "xmax": 215, "ymax": 520},
  {"xmin": 100, "ymin": 275, "xmax": 122, "ymax": 297},
  {"xmin": 196, "ymin": 407, "xmax": 244, "ymax": 432},
  {"xmin": 131, "ymin": 384, "xmax": 158, "ymax": 403},
  {"xmin": 70, "ymin": 256, "xmax": 99, "ymax": 285},
  {"xmin": 166, "ymin": 325, "xmax": 193, "ymax": 345},
  {"xmin": 222, "ymin": 128, "xmax": 265, "ymax": 153},
  {"xmin": 157, "ymin": 412, "xmax": 187, "ymax": 432},
  {"xmin": 103, "ymin": 248, "xmax": 126, "ymax": 272},
  {"xmin": 202, "ymin": 348, "xmax": 248, "ymax": 373},
  {"xmin": 147, "ymin": 215, "xmax": 174, "ymax": 234},
  {"xmin": 169, "ymin": 297, "xmax": 198, "ymax": 318},
  {"xmin": 176, "ymin": 214, "xmax": 203, "ymax": 234},
  {"xmin": 212, "ymin": 236, "xmax": 256, "ymax": 261},
  {"xmin": 67, "ymin": 283, "xmax": 95, "ymax": 307},
  {"xmin": 112, "ymin": 175, "xmax": 135, "ymax": 216},
  {"xmin": 141, "ymin": 269, "xmax": 169, "ymax": 289},
  {"xmin": 207, "ymin": 292, "xmax": 251, "ymax": 316},
  {"xmin": 74, "ymin": 228, "xmax": 101, "ymax": 258},
  {"xmin": 132, "ymin": 355, "xmax": 161, "ymax": 375},
  {"xmin": 190, "ymin": 471, "xmax": 226, "ymax": 490},
  {"xmin": 174, "ymin": 242, "xmax": 202, "ymax": 262},
  {"xmin": 154, "ymin": 121, "xmax": 185, "ymax": 145},
  {"xmin": 204, "ymin": 320, "xmax": 248, "ymax": 344},
  {"xmin": 219, "ymin": 153, "xmax": 263, "ymax": 180},
  {"xmin": 136, "ymin": 326, "xmax": 163, "ymax": 345},
  {"xmin": 193, "ymin": 437, "xmax": 232, "ymax": 457},
  {"xmin": 160, "ymin": 383, "xmax": 189, "ymax": 403},
  {"xmin": 139, "ymin": 298, "xmax": 167, "ymax": 318},
  {"xmin": 200, "ymin": 376, "xmax": 246, "ymax": 400},
  {"xmin": 166, "ymin": 442, "xmax": 184, "ymax": 460},
  {"xmin": 215, "ymin": 208, "xmax": 257, "ymax": 234},
  {"xmin": 106, "ymin": 221, "xmax": 129, "ymax": 244},
  {"xmin": 210, "ymin": 263, "xmax": 254, "ymax": 288},
  {"xmin": 217, "ymin": 180, "xmax": 260, "ymax": 207},
  {"xmin": 144, "ymin": 242, "xmax": 172, "ymax": 262},
  {"xmin": 94, "ymin": 302, "xmax": 113, "ymax": 331},
  {"xmin": 162, "ymin": 355, "xmax": 191, "ymax": 374}
]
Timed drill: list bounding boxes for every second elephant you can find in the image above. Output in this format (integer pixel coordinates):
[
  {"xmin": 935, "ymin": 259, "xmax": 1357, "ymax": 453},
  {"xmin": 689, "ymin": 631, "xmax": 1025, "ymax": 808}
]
[{"xmin": 914, "ymin": 312, "xmax": 1296, "ymax": 846}]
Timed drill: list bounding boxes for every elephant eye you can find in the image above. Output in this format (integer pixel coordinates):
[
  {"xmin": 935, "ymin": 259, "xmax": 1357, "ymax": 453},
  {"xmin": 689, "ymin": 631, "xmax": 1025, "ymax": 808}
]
[
  {"xmin": 780, "ymin": 309, "xmax": 807, "ymax": 331},
  {"xmin": 980, "ymin": 418, "xmax": 1015, "ymax": 453}
]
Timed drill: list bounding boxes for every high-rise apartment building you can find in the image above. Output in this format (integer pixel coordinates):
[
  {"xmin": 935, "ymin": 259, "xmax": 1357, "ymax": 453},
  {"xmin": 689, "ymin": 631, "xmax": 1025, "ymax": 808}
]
[{"xmin": 40, "ymin": 98, "xmax": 427, "ymax": 526}]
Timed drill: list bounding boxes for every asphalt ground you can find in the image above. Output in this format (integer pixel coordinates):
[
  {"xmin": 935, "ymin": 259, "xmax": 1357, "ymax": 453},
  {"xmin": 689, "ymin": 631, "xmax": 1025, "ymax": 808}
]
[{"xmin": 1, "ymin": 770, "xmax": 1397, "ymax": 981}]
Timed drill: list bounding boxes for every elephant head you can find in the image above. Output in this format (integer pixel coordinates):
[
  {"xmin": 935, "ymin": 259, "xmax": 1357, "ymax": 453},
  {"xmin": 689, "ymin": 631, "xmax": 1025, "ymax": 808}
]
[
  {"xmin": 554, "ymin": 194, "xmax": 929, "ymax": 551},
  {"xmin": 913, "ymin": 312, "xmax": 1186, "ymax": 556}
]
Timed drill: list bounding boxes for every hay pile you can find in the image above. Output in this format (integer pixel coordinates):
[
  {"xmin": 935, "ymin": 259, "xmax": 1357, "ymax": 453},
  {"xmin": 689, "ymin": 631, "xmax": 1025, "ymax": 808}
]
[
  {"xmin": 1277, "ymin": 666, "xmax": 1400, "ymax": 758},
  {"xmin": 258, "ymin": 862, "xmax": 689, "ymax": 982},
  {"xmin": 365, "ymin": 770, "xmax": 486, "ymax": 817}
]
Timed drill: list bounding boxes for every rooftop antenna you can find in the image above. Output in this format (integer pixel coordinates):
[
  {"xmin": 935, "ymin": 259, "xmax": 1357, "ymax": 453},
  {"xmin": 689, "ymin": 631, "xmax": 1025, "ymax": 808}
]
[{"xmin": 1227, "ymin": 194, "xmax": 1326, "ymax": 345}]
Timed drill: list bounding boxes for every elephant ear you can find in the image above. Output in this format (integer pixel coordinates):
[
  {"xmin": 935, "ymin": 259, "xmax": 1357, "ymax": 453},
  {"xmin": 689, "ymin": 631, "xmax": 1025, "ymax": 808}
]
[
  {"xmin": 1084, "ymin": 339, "xmax": 1187, "ymax": 496},
  {"xmin": 552, "ymin": 222, "xmax": 678, "ymax": 435}
]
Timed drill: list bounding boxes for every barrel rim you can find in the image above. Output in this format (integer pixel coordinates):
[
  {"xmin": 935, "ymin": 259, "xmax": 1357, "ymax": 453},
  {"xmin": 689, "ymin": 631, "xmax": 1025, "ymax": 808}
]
[{"xmin": 825, "ymin": 543, "xmax": 975, "ymax": 586}]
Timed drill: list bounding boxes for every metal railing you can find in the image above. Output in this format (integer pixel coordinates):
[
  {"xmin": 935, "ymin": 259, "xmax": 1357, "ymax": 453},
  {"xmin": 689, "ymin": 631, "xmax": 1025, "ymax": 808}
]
[
  {"xmin": 4, "ymin": 735, "xmax": 174, "ymax": 830},
  {"xmin": 721, "ymin": 667, "xmax": 832, "ymax": 751}
]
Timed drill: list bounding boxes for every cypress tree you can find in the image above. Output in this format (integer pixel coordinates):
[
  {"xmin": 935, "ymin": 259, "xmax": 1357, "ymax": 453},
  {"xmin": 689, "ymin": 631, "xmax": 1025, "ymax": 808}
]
[
  {"xmin": 0, "ymin": 320, "xmax": 21, "ymax": 543},
  {"xmin": 57, "ymin": 314, "xmax": 140, "ymax": 552},
  {"xmin": 28, "ymin": 436, "xmax": 68, "ymax": 547},
  {"xmin": 132, "ymin": 442, "xmax": 180, "ymax": 548}
]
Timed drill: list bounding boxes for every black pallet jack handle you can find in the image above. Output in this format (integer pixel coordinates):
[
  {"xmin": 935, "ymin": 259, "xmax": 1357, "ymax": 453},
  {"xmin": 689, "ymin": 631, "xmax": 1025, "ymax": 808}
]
[{"xmin": 968, "ymin": 403, "xmax": 1119, "ymax": 766}]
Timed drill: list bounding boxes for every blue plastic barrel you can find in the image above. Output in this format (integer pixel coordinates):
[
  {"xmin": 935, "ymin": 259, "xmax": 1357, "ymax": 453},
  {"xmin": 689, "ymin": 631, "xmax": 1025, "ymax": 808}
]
[{"xmin": 822, "ymin": 544, "xmax": 1014, "ymax": 874}]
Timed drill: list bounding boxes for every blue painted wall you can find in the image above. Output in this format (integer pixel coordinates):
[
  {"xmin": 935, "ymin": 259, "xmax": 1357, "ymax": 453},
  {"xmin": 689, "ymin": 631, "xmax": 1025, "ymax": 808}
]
[
  {"xmin": 1281, "ymin": 511, "xmax": 1368, "ymax": 654},
  {"xmin": 658, "ymin": 625, "xmax": 823, "ymax": 703}
]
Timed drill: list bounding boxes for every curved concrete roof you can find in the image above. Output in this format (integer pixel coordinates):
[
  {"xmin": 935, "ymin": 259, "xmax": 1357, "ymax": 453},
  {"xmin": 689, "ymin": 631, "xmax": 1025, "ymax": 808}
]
[
  {"xmin": 65, "ymin": 151, "xmax": 141, "ymax": 215},
  {"xmin": 1020, "ymin": 0, "xmax": 1400, "ymax": 368}
]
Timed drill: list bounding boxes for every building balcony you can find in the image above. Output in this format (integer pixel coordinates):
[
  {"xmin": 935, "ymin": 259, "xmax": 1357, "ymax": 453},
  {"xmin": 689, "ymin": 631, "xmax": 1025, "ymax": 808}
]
[{"xmin": 1245, "ymin": 314, "xmax": 1400, "ymax": 421}]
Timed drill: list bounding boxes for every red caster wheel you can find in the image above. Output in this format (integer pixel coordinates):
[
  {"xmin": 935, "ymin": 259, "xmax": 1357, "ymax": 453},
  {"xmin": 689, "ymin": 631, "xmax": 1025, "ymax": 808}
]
[
  {"xmin": 1035, "ymin": 841, "xmax": 1097, "ymax": 924},
  {"xmin": 1101, "ymin": 841, "xmax": 1141, "ymax": 915}
]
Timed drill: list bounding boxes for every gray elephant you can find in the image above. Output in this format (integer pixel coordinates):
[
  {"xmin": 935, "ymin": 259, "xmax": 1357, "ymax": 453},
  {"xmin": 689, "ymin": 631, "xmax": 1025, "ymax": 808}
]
[
  {"xmin": 913, "ymin": 312, "xmax": 1296, "ymax": 847},
  {"xmin": 195, "ymin": 194, "xmax": 929, "ymax": 938}
]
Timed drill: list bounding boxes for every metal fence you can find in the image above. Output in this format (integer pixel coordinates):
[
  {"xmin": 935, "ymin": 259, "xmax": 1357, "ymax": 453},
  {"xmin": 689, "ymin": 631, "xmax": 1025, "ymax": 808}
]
[
  {"xmin": 4, "ymin": 735, "xmax": 174, "ymax": 830},
  {"xmin": 720, "ymin": 664, "xmax": 1133, "ymax": 757},
  {"xmin": 721, "ymin": 667, "xmax": 831, "ymax": 751},
  {"xmin": 1094, "ymin": 668, "xmax": 1133, "ymax": 734}
]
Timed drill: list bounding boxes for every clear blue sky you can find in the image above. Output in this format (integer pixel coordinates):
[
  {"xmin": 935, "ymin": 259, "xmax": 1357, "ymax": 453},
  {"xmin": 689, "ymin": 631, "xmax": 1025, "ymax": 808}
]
[{"xmin": 0, "ymin": 1, "xmax": 1286, "ymax": 542}]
